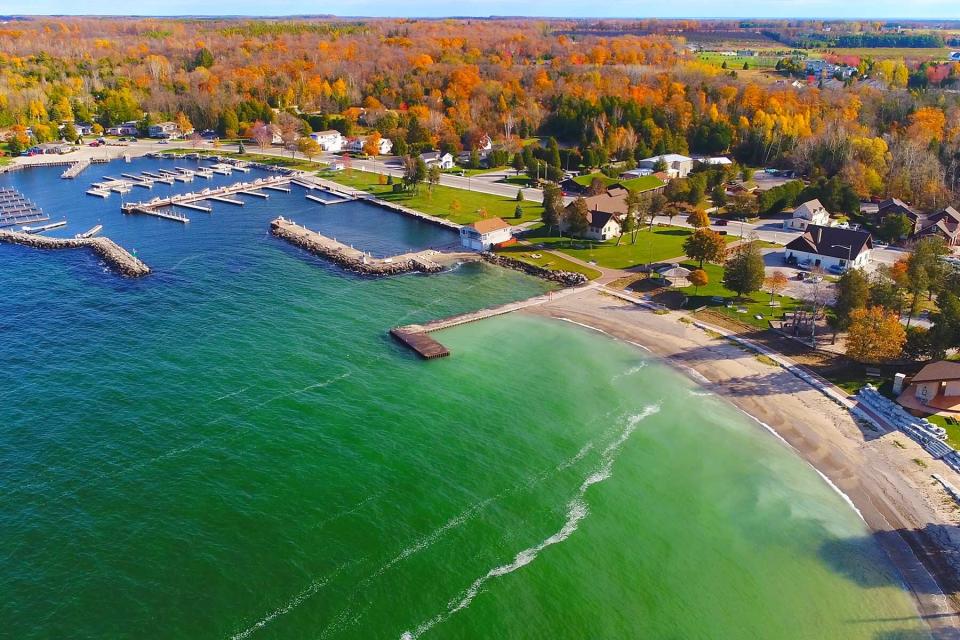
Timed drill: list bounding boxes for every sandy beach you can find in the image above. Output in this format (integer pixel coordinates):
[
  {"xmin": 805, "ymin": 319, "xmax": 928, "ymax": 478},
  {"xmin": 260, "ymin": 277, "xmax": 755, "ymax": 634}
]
[{"xmin": 526, "ymin": 287, "xmax": 960, "ymax": 637}]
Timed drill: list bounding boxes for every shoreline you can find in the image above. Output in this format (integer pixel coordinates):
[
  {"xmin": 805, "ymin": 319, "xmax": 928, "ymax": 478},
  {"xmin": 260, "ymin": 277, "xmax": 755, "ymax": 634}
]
[{"xmin": 523, "ymin": 288, "xmax": 960, "ymax": 635}]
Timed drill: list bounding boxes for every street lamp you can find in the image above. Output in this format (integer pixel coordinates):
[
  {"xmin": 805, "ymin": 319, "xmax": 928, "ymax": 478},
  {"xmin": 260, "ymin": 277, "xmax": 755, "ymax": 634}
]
[{"xmin": 831, "ymin": 244, "xmax": 852, "ymax": 271}]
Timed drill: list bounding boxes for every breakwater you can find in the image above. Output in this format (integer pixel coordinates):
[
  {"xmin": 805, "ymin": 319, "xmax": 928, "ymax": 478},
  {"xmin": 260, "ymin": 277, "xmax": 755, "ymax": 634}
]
[
  {"xmin": 270, "ymin": 217, "xmax": 451, "ymax": 276},
  {"xmin": 0, "ymin": 229, "xmax": 150, "ymax": 277},
  {"xmin": 481, "ymin": 252, "xmax": 588, "ymax": 287}
]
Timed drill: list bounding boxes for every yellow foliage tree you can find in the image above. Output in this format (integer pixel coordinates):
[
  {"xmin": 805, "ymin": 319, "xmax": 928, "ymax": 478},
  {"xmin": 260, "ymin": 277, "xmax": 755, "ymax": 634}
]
[{"xmin": 845, "ymin": 307, "xmax": 906, "ymax": 364}]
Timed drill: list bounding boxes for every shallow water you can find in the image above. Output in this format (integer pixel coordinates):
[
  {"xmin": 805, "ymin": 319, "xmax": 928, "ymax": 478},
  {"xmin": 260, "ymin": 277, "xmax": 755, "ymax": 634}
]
[{"xmin": 0, "ymin": 160, "xmax": 929, "ymax": 639}]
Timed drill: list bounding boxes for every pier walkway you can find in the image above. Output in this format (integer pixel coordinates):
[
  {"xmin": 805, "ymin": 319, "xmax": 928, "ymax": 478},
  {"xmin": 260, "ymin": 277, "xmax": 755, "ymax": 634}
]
[
  {"xmin": 391, "ymin": 283, "xmax": 595, "ymax": 358},
  {"xmin": 120, "ymin": 175, "xmax": 291, "ymax": 218},
  {"xmin": 61, "ymin": 159, "xmax": 91, "ymax": 179}
]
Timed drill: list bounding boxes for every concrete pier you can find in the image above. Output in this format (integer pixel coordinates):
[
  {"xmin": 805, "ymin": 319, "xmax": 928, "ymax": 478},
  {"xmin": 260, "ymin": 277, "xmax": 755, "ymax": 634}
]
[
  {"xmin": 0, "ymin": 229, "xmax": 150, "ymax": 277},
  {"xmin": 209, "ymin": 195, "xmax": 244, "ymax": 206},
  {"xmin": 121, "ymin": 176, "xmax": 290, "ymax": 215},
  {"xmin": 305, "ymin": 194, "xmax": 351, "ymax": 206}
]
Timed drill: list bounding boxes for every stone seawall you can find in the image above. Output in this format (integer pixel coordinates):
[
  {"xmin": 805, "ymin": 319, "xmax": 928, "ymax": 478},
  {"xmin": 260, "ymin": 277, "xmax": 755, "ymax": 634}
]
[
  {"xmin": 270, "ymin": 218, "xmax": 444, "ymax": 276},
  {"xmin": 0, "ymin": 230, "xmax": 150, "ymax": 277},
  {"xmin": 480, "ymin": 252, "xmax": 588, "ymax": 287}
]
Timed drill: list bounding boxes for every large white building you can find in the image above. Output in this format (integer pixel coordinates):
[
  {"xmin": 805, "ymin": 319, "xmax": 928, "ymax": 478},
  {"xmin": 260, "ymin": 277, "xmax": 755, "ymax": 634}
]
[
  {"xmin": 637, "ymin": 153, "xmax": 693, "ymax": 178},
  {"xmin": 460, "ymin": 217, "xmax": 513, "ymax": 251},
  {"xmin": 783, "ymin": 198, "xmax": 830, "ymax": 231},
  {"xmin": 309, "ymin": 130, "xmax": 343, "ymax": 152},
  {"xmin": 421, "ymin": 151, "xmax": 455, "ymax": 169},
  {"xmin": 784, "ymin": 224, "xmax": 873, "ymax": 271}
]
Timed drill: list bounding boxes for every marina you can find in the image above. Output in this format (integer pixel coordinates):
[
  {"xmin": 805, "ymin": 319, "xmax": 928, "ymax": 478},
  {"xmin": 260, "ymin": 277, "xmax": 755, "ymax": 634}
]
[
  {"xmin": 0, "ymin": 188, "xmax": 48, "ymax": 227},
  {"xmin": 120, "ymin": 175, "xmax": 291, "ymax": 217}
]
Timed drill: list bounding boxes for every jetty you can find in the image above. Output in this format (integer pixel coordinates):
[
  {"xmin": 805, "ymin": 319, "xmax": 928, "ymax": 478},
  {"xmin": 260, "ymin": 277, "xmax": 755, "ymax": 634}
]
[
  {"xmin": 61, "ymin": 159, "xmax": 91, "ymax": 179},
  {"xmin": 0, "ymin": 229, "xmax": 150, "ymax": 277},
  {"xmin": 270, "ymin": 217, "xmax": 454, "ymax": 277},
  {"xmin": 120, "ymin": 176, "xmax": 291, "ymax": 216}
]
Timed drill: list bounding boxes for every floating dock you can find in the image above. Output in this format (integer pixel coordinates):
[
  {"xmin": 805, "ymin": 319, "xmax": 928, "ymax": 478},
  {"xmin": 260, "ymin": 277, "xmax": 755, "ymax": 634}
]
[
  {"xmin": 61, "ymin": 159, "xmax": 91, "ymax": 179},
  {"xmin": 75, "ymin": 224, "xmax": 103, "ymax": 239},
  {"xmin": 0, "ymin": 188, "xmax": 48, "ymax": 227},
  {"xmin": 240, "ymin": 190, "xmax": 268, "ymax": 198},
  {"xmin": 306, "ymin": 194, "xmax": 351, "ymax": 206},
  {"xmin": 173, "ymin": 201, "xmax": 212, "ymax": 212},
  {"xmin": 22, "ymin": 220, "xmax": 66, "ymax": 234},
  {"xmin": 262, "ymin": 184, "xmax": 291, "ymax": 193},
  {"xmin": 86, "ymin": 189, "xmax": 110, "ymax": 198},
  {"xmin": 208, "ymin": 195, "xmax": 244, "ymax": 206},
  {"xmin": 120, "ymin": 176, "xmax": 291, "ymax": 217}
]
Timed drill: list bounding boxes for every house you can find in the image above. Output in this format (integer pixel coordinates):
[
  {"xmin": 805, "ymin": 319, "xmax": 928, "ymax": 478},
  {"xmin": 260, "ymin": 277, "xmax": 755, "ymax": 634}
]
[
  {"xmin": 875, "ymin": 198, "xmax": 922, "ymax": 235},
  {"xmin": 148, "ymin": 122, "xmax": 180, "ymax": 139},
  {"xmin": 75, "ymin": 123, "xmax": 94, "ymax": 136},
  {"xmin": 561, "ymin": 189, "xmax": 629, "ymax": 241},
  {"xmin": 637, "ymin": 154, "xmax": 693, "ymax": 179},
  {"xmin": 620, "ymin": 168, "xmax": 653, "ymax": 179},
  {"xmin": 106, "ymin": 121, "xmax": 139, "ymax": 136},
  {"xmin": 784, "ymin": 224, "xmax": 873, "ymax": 271},
  {"xmin": 897, "ymin": 361, "xmax": 960, "ymax": 416},
  {"xmin": 919, "ymin": 206, "xmax": 960, "ymax": 246},
  {"xmin": 783, "ymin": 198, "xmax": 830, "ymax": 231},
  {"xmin": 309, "ymin": 130, "xmax": 343, "ymax": 152},
  {"xmin": 344, "ymin": 135, "xmax": 393, "ymax": 155},
  {"xmin": 421, "ymin": 151, "xmax": 455, "ymax": 170},
  {"xmin": 30, "ymin": 142, "xmax": 72, "ymax": 154},
  {"xmin": 460, "ymin": 217, "xmax": 513, "ymax": 251}
]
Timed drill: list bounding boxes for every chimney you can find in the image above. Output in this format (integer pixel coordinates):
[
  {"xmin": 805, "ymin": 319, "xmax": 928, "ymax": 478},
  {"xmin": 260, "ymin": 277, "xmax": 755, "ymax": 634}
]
[{"xmin": 816, "ymin": 227, "xmax": 823, "ymax": 244}]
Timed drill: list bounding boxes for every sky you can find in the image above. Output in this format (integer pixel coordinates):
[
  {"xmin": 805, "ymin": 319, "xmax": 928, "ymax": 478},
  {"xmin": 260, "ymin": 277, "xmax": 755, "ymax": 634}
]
[{"xmin": 6, "ymin": 0, "xmax": 960, "ymax": 19}]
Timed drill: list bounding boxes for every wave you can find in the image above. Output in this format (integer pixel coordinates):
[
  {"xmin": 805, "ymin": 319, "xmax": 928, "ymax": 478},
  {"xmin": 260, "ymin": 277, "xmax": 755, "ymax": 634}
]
[
  {"xmin": 399, "ymin": 405, "xmax": 661, "ymax": 639},
  {"xmin": 215, "ymin": 386, "xmax": 251, "ymax": 402},
  {"xmin": 612, "ymin": 362, "xmax": 647, "ymax": 380}
]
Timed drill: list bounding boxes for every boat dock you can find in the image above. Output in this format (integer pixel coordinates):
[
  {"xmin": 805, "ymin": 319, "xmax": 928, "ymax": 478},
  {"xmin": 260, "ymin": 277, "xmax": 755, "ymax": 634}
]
[
  {"xmin": 61, "ymin": 159, "xmax": 91, "ymax": 179},
  {"xmin": 305, "ymin": 194, "xmax": 352, "ymax": 206},
  {"xmin": 0, "ymin": 188, "xmax": 48, "ymax": 227},
  {"xmin": 120, "ymin": 176, "xmax": 291, "ymax": 217},
  {"xmin": 75, "ymin": 224, "xmax": 103, "ymax": 239},
  {"xmin": 263, "ymin": 184, "xmax": 290, "ymax": 193},
  {"xmin": 208, "ymin": 195, "xmax": 244, "ymax": 206},
  {"xmin": 22, "ymin": 220, "xmax": 67, "ymax": 234},
  {"xmin": 389, "ymin": 329, "xmax": 450, "ymax": 359},
  {"xmin": 0, "ymin": 229, "xmax": 150, "ymax": 277}
]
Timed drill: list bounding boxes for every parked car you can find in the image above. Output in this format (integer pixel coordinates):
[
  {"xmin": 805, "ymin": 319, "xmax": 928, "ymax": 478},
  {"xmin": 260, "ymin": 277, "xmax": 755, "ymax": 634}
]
[
  {"xmin": 714, "ymin": 218, "xmax": 728, "ymax": 226},
  {"xmin": 88, "ymin": 142, "xmax": 100, "ymax": 147},
  {"xmin": 828, "ymin": 264, "xmax": 845, "ymax": 275}
]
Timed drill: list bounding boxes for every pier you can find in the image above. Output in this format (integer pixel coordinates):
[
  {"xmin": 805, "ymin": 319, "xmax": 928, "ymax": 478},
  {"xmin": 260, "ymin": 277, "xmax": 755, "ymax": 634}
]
[
  {"xmin": 120, "ymin": 176, "xmax": 291, "ymax": 216},
  {"xmin": 262, "ymin": 184, "xmax": 291, "ymax": 193},
  {"xmin": 61, "ymin": 159, "xmax": 91, "ymax": 179},
  {"xmin": 208, "ymin": 195, "xmax": 244, "ymax": 206},
  {"xmin": 305, "ymin": 194, "xmax": 351, "ymax": 206},
  {"xmin": 240, "ymin": 190, "xmax": 268, "ymax": 198},
  {"xmin": 0, "ymin": 229, "xmax": 150, "ymax": 277}
]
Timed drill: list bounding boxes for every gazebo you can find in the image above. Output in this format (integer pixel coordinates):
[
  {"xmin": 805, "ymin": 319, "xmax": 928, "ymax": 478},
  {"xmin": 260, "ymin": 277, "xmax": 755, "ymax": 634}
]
[{"xmin": 655, "ymin": 263, "xmax": 692, "ymax": 287}]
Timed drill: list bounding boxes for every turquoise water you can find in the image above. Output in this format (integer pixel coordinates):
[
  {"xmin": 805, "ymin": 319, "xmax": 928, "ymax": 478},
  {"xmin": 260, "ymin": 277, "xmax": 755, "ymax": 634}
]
[{"xmin": 0, "ymin": 162, "xmax": 928, "ymax": 639}]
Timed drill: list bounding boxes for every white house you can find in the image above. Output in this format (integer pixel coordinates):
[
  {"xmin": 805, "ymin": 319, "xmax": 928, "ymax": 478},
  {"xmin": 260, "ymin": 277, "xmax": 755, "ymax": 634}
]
[
  {"xmin": 784, "ymin": 225, "xmax": 873, "ymax": 271},
  {"xmin": 344, "ymin": 135, "xmax": 393, "ymax": 155},
  {"xmin": 783, "ymin": 198, "xmax": 830, "ymax": 231},
  {"xmin": 309, "ymin": 129, "xmax": 343, "ymax": 152},
  {"xmin": 148, "ymin": 122, "xmax": 180, "ymax": 139},
  {"xmin": 460, "ymin": 217, "xmax": 514, "ymax": 251},
  {"xmin": 421, "ymin": 151, "xmax": 455, "ymax": 170},
  {"xmin": 637, "ymin": 153, "xmax": 694, "ymax": 178}
]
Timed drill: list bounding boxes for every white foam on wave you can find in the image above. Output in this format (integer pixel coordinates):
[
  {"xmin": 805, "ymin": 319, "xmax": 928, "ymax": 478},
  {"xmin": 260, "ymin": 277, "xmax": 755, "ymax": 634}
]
[
  {"xmin": 612, "ymin": 362, "xmax": 647, "ymax": 380},
  {"xmin": 230, "ymin": 563, "xmax": 347, "ymax": 640},
  {"xmin": 399, "ymin": 405, "xmax": 661, "ymax": 640},
  {"xmin": 688, "ymin": 390, "xmax": 713, "ymax": 397},
  {"xmin": 215, "ymin": 386, "xmax": 251, "ymax": 402}
]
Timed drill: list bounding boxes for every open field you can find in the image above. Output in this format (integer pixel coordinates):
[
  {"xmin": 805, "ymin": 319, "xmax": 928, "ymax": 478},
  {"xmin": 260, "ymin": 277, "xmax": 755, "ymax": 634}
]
[
  {"xmin": 494, "ymin": 245, "xmax": 603, "ymax": 280},
  {"xmin": 696, "ymin": 52, "xmax": 782, "ymax": 69},
  {"xmin": 521, "ymin": 224, "xmax": 735, "ymax": 268},
  {"xmin": 572, "ymin": 172, "xmax": 664, "ymax": 192},
  {"xmin": 676, "ymin": 262, "xmax": 804, "ymax": 330},
  {"xmin": 323, "ymin": 169, "xmax": 544, "ymax": 225}
]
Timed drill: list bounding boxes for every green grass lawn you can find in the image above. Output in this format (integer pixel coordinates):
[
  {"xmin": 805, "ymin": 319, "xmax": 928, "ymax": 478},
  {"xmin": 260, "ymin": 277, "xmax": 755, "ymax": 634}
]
[
  {"xmin": 445, "ymin": 166, "xmax": 508, "ymax": 177},
  {"xmin": 322, "ymin": 169, "xmax": 543, "ymax": 226},
  {"xmin": 678, "ymin": 262, "xmax": 804, "ymax": 329},
  {"xmin": 923, "ymin": 415, "xmax": 960, "ymax": 450},
  {"xmin": 521, "ymin": 225, "xmax": 735, "ymax": 269},
  {"xmin": 498, "ymin": 175, "xmax": 532, "ymax": 187},
  {"xmin": 494, "ymin": 245, "xmax": 603, "ymax": 280},
  {"xmin": 697, "ymin": 52, "xmax": 782, "ymax": 69},
  {"xmin": 572, "ymin": 172, "xmax": 664, "ymax": 192}
]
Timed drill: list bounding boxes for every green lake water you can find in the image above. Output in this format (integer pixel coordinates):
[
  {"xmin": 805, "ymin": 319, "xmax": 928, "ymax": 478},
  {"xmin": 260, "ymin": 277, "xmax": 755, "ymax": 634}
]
[{"xmin": 0, "ymin": 161, "xmax": 929, "ymax": 639}]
